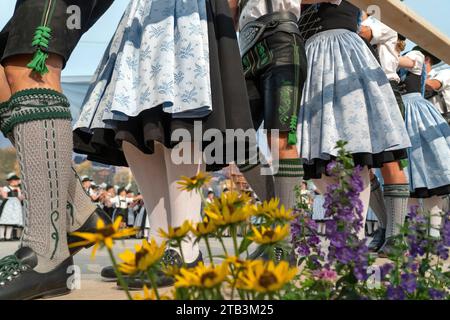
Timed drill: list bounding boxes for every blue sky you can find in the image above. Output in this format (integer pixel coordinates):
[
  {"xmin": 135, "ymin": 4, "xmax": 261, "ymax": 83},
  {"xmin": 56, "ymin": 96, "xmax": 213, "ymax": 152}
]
[{"xmin": 1, "ymin": 0, "xmax": 449, "ymax": 76}]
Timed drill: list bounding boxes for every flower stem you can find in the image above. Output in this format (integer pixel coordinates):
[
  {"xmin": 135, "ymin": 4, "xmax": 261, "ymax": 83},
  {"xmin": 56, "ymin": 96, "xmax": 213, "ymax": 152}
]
[
  {"xmin": 204, "ymin": 237, "xmax": 214, "ymax": 266},
  {"xmin": 177, "ymin": 240, "xmax": 186, "ymax": 267},
  {"xmin": 218, "ymin": 235, "xmax": 229, "ymax": 256},
  {"xmin": 231, "ymin": 225, "xmax": 239, "ymax": 257},
  {"xmin": 107, "ymin": 248, "xmax": 132, "ymax": 300},
  {"xmin": 147, "ymin": 270, "xmax": 161, "ymax": 300}
]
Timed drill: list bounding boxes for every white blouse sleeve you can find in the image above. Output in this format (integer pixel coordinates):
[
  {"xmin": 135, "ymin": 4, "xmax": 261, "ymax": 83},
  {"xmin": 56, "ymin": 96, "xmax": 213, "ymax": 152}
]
[
  {"xmin": 362, "ymin": 17, "xmax": 397, "ymax": 46},
  {"xmin": 431, "ymin": 69, "xmax": 450, "ymax": 92},
  {"xmin": 404, "ymin": 50, "xmax": 425, "ymax": 76}
]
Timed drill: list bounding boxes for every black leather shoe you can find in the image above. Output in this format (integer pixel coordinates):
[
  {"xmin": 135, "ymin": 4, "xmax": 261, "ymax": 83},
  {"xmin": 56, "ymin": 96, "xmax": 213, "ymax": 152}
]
[
  {"xmin": 68, "ymin": 208, "xmax": 111, "ymax": 256},
  {"xmin": 120, "ymin": 250, "xmax": 204, "ymax": 290},
  {"xmin": 0, "ymin": 247, "xmax": 73, "ymax": 300},
  {"xmin": 377, "ymin": 237, "xmax": 404, "ymax": 258},
  {"xmin": 368, "ymin": 228, "xmax": 386, "ymax": 252},
  {"xmin": 101, "ymin": 265, "xmax": 118, "ymax": 282}
]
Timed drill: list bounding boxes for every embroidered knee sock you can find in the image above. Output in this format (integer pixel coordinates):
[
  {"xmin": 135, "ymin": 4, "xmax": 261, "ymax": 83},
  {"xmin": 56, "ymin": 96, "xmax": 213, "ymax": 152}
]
[
  {"xmin": 384, "ymin": 184, "xmax": 410, "ymax": 239},
  {"xmin": 274, "ymin": 159, "xmax": 304, "ymax": 210},
  {"xmin": 66, "ymin": 168, "xmax": 97, "ymax": 232},
  {"xmin": 2, "ymin": 98, "xmax": 92, "ymax": 233},
  {"xmin": 238, "ymin": 151, "xmax": 275, "ymax": 202},
  {"xmin": 369, "ymin": 177, "xmax": 387, "ymax": 228},
  {"xmin": 7, "ymin": 89, "xmax": 73, "ymax": 272}
]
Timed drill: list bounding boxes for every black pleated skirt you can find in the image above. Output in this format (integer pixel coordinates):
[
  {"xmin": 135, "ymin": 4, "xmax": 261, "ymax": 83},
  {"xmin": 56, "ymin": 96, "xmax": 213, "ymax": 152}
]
[{"xmin": 73, "ymin": 0, "xmax": 255, "ymax": 172}]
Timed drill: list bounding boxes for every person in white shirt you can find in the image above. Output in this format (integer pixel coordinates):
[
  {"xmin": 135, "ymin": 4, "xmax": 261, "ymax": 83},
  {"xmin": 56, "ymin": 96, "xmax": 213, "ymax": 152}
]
[
  {"xmin": 111, "ymin": 188, "xmax": 133, "ymax": 227},
  {"xmin": 359, "ymin": 15, "xmax": 410, "ymax": 253},
  {"xmin": 427, "ymin": 68, "xmax": 450, "ymax": 124}
]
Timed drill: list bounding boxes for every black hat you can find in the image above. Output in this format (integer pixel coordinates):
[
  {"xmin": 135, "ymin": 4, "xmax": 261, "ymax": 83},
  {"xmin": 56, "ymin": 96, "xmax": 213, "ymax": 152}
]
[
  {"xmin": 412, "ymin": 46, "xmax": 442, "ymax": 65},
  {"xmin": 398, "ymin": 34, "xmax": 406, "ymax": 41},
  {"xmin": 6, "ymin": 173, "xmax": 20, "ymax": 181},
  {"xmin": 81, "ymin": 176, "xmax": 92, "ymax": 183}
]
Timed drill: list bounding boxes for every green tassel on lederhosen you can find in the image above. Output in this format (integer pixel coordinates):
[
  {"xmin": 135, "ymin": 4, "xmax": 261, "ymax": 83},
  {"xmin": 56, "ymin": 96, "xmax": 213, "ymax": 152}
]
[
  {"xmin": 288, "ymin": 115, "xmax": 298, "ymax": 145},
  {"xmin": 27, "ymin": 0, "xmax": 57, "ymax": 76},
  {"xmin": 399, "ymin": 159, "xmax": 409, "ymax": 170},
  {"xmin": 288, "ymin": 36, "xmax": 302, "ymax": 146}
]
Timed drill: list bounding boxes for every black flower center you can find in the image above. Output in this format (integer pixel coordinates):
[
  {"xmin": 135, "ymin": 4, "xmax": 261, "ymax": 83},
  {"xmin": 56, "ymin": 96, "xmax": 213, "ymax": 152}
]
[
  {"xmin": 259, "ymin": 271, "xmax": 277, "ymax": 289},
  {"xmin": 135, "ymin": 248, "xmax": 149, "ymax": 266},
  {"xmin": 200, "ymin": 271, "xmax": 218, "ymax": 285},
  {"xmin": 262, "ymin": 230, "xmax": 275, "ymax": 238},
  {"xmin": 98, "ymin": 226, "xmax": 116, "ymax": 237}
]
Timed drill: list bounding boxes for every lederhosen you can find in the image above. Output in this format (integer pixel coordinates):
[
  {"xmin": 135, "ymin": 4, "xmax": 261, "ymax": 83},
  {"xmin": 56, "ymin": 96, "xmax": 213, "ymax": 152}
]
[
  {"xmin": 0, "ymin": 0, "xmax": 114, "ymax": 68},
  {"xmin": 0, "ymin": 0, "xmax": 114, "ymax": 139},
  {"xmin": 238, "ymin": 0, "xmax": 307, "ymax": 145}
]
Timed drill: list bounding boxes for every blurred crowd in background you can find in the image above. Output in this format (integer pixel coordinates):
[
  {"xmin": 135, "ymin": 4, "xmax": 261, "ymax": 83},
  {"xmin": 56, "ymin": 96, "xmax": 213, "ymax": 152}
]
[{"xmin": 2, "ymin": 172, "xmax": 448, "ymax": 242}]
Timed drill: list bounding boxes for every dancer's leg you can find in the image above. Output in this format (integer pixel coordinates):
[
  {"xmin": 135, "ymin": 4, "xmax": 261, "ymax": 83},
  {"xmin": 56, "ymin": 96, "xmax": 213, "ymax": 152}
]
[
  {"xmin": 270, "ymin": 133, "xmax": 303, "ymax": 209},
  {"xmin": 66, "ymin": 169, "xmax": 98, "ymax": 232},
  {"xmin": 369, "ymin": 172, "xmax": 387, "ymax": 228},
  {"xmin": 5, "ymin": 226, "xmax": 13, "ymax": 240},
  {"xmin": 381, "ymin": 162, "xmax": 409, "ymax": 240},
  {"xmin": 2, "ymin": 63, "xmax": 93, "ymax": 234},
  {"xmin": 423, "ymin": 196, "xmax": 446, "ymax": 238},
  {"xmin": 0, "ymin": 65, "xmax": 11, "ymax": 102},
  {"xmin": 358, "ymin": 168, "xmax": 371, "ymax": 239},
  {"xmin": 5, "ymin": 54, "xmax": 72, "ymax": 272},
  {"xmin": 15, "ymin": 227, "xmax": 23, "ymax": 240},
  {"xmin": 123, "ymin": 141, "xmax": 170, "ymax": 245},
  {"xmin": 238, "ymin": 151, "xmax": 275, "ymax": 202},
  {"xmin": 164, "ymin": 142, "xmax": 205, "ymax": 264}
]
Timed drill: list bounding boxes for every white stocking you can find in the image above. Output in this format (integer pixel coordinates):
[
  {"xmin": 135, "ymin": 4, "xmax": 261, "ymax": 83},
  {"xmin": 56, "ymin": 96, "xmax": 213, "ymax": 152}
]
[
  {"xmin": 422, "ymin": 196, "xmax": 445, "ymax": 238},
  {"xmin": 164, "ymin": 142, "xmax": 205, "ymax": 264},
  {"xmin": 5, "ymin": 226, "xmax": 13, "ymax": 240},
  {"xmin": 358, "ymin": 168, "xmax": 371, "ymax": 240},
  {"xmin": 123, "ymin": 142, "xmax": 170, "ymax": 245},
  {"xmin": 0, "ymin": 226, "xmax": 5, "ymax": 240}
]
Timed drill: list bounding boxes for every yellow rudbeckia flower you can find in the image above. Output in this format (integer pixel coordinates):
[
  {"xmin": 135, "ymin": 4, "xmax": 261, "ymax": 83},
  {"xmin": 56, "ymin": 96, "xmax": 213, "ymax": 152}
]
[
  {"xmin": 249, "ymin": 225, "xmax": 290, "ymax": 245},
  {"xmin": 254, "ymin": 199, "xmax": 298, "ymax": 222},
  {"xmin": 175, "ymin": 262, "xmax": 229, "ymax": 289},
  {"xmin": 253, "ymin": 198, "xmax": 281, "ymax": 216},
  {"xmin": 191, "ymin": 218, "xmax": 217, "ymax": 238},
  {"xmin": 133, "ymin": 285, "xmax": 173, "ymax": 300},
  {"xmin": 236, "ymin": 260, "xmax": 297, "ymax": 293},
  {"xmin": 178, "ymin": 172, "xmax": 212, "ymax": 192},
  {"xmin": 69, "ymin": 216, "xmax": 137, "ymax": 258},
  {"xmin": 159, "ymin": 221, "xmax": 191, "ymax": 241},
  {"xmin": 118, "ymin": 239, "xmax": 166, "ymax": 275},
  {"xmin": 225, "ymin": 256, "xmax": 258, "ymax": 271},
  {"xmin": 205, "ymin": 191, "xmax": 253, "ymax": 226}
]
